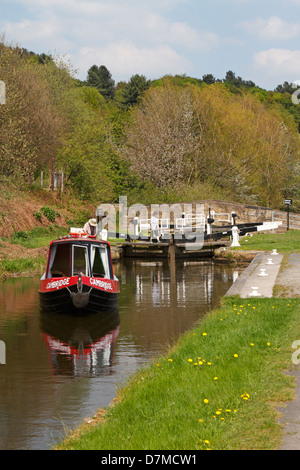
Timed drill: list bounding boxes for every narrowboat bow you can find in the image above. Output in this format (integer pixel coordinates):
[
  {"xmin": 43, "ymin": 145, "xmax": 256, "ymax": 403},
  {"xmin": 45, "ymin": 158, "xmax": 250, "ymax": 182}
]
[{"xmin": 39, "ymin": 232, "xmax": 119, "ymax": 314}]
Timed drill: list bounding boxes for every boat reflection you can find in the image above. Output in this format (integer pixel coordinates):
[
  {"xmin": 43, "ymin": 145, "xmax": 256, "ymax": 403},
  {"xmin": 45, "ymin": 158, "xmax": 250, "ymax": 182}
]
[{"xmin": 40, "ymin": 309, "xmax": 120, "ymax": 377}]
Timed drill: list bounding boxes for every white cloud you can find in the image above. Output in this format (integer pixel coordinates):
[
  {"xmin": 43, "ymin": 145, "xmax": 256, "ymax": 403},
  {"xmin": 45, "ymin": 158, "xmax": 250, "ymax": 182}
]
[
  {"xmin": 253, "ymin": 48, "xmax": 300, "ymax": 79},
  {"xmin": 1, "ymin": 0, "xmax": 219, "ymax": 81},
  {"xmin": 239, "ymin": 16, "xmax": 300, "ymax": 40},
  {"xmin": 1, "ymin": 17, "xmax": 72, "ymax": 51},
  {"xmin": 76, "ymin": 42, "xmax": 193, "ymax": 80}
]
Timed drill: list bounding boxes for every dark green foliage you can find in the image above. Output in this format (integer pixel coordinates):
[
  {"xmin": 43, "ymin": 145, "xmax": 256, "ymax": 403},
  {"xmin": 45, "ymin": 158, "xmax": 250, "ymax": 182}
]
[
  {"xmin": 121, "ymin": 74, "xmax": 151, "ymax": 108},
  {"xmin": 86, "ymin": 65, "xmax": 115, "ymax": 100},
  {"xmin": 12, "ymin": 231, "xmax": 28, "ymax": 240},
  {"xmin": 275, "ymin": 81, "xmax": 295, "ymax": 94},
  {"xmin": 41, "ymin": 206, "xmax": 56, "ymax": 222},
  {"xmin": 34, "ymin": 211, "xmax": 42, "ymax": 221},
  {"xmin": 223, "ymin": 70, "xmax": 256, "ymax": 89},
  {"xmin": 202, "ymin": 73, "xmax": 217, "ymax": 84}
]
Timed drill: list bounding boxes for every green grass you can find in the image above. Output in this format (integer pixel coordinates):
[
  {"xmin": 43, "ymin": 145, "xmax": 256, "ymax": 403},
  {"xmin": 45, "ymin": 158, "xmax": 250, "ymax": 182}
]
[
  {"xmin": 57, "ymin": 297, "xmax": 300, "ymax": 451},
  {"xmin": 10, "ymin": 226, "xmax": 68, "ymax": 249},
  {"xmin": 237, "ymin": 230, "xmax": 300, "ymax": 253},
  {"xmin": 0, "ymin": 255, "xmax": 46, "ymax": 276}
]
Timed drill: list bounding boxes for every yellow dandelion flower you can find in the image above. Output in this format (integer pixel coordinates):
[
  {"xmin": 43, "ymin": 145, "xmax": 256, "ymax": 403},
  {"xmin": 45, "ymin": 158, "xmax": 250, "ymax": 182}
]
[
  {"xmin": 234, "ymin": 354, "xmax": 239, "ymax": 358},
  {"xmin": 203, "ymin": 332, "xmax": 207, "ymax": 336},
  {"xmin": 241, "ymin": 393, "xmax": 250, "ymax": 400},
  {"xmin": 267, "ymin": 342, "xmax": 271, "ymax": 346},
  {"xmin": 214, "ymin": 377, "xmax": 218, "ymax": 381},
  {"xmin": 204, "ymin": 399, "xmax": 209, "ymax": 404},
  {"xmin": 216, "ymin": 411, "xmax": 221, "ymax": 415},
  {"xmin": 188, "ymin": 359, "xmax": 193, "ymax": 363},
  {"xmin": 204, "ymin": 440, "xmax": 210, "ymax": 445},
  {"xmin": 250, "ymin": 343, "xmax": 254, "ymax": 347},
  {"xmin": 199, "ymin": 419, "xmax": 203, "ymax": 423},
  {"xmin": 168, "ymin": 358, "xmax": 173, "ymax": 362}
]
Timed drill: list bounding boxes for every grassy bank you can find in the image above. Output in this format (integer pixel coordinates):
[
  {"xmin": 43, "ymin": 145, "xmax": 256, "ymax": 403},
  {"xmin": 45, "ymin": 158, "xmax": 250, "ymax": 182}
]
[
  {"xmin": 0, "ymin": 255, "xmax": 46, "ymax": 279},
  {"xmin": 57, "ymin": 296, "xmax": 300, "ymax": 450},
  {"xmin": 0, "ymin": 226, "xmax": 68, "ymax": 279},
  {"xmin": 237, "ymin": 230, "xmax": 300, "ymax": 252}
]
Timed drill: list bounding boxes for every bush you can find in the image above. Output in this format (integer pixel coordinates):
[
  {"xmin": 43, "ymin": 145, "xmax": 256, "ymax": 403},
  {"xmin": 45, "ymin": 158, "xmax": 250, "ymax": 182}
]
[
  {"xmin": 41, "ymin": 206, "xmax": 56, "ymax": 222},
  {"xmin": 12, "ymin": 231, "xmax": 29, "ymax": 240},
  {"xmin": 34, "ymin": 210, "xmax": 42, "ymax": 221}
]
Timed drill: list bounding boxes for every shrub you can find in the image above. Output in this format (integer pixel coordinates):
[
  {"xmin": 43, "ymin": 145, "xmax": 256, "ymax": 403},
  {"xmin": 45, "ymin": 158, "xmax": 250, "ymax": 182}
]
[
  {"xmin": 34, "ymin": 210, "xmax": 42, "ymax": 221},
  {"xmin": 41, "ymin": 206, "xmax": 56, "ymax": 222},
  {"xmin": 12, "ymin": 231, "xmax": 28, "ymax": 240}
]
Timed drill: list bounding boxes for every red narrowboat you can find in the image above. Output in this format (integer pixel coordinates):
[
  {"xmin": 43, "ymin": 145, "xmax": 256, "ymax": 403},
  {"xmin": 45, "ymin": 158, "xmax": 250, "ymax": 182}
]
[{"xmin": 39, "ymin": 232, "xmax": 119, "ymax": 315}]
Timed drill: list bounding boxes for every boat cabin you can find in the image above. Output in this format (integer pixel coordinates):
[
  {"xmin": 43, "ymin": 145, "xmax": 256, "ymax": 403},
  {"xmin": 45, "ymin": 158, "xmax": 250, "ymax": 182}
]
[{"xmin": 46, "ymin": 238, "xmax": 113, "ymax": 280}]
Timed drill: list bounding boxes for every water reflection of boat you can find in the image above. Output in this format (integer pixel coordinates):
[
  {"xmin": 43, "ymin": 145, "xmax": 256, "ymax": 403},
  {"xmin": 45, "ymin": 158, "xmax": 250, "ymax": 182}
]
[
  {"xmin": 39, "ymin": 235, "xmax": 119, "ymax": 315},
  {"xmin": 40, "ymin": 309, "xmax": 120, "ymax": 377}
]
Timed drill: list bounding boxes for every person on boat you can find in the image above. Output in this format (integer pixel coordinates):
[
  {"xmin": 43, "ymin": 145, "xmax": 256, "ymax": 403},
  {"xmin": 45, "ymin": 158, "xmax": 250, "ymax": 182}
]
[
  {"xmin": 84, "ymin": 218, "xmax": 97, "ymax": 236},
  {"xmin": 150, "ymin": 211, "xmax": 160, "ymax": 243}
]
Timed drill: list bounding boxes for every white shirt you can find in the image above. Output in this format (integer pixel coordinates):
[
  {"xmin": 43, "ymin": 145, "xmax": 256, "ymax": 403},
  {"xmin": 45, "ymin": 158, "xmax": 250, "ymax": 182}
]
[{"xmin": 151, "ymin": 215, "xmax": 159, "ymax": 231}]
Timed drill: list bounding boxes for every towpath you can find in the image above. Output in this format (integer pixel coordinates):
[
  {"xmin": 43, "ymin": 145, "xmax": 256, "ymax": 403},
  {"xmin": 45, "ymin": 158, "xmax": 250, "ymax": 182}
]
[{"xmin": 226, "ymin": 251, "xmax": 300, "ymax": 450}]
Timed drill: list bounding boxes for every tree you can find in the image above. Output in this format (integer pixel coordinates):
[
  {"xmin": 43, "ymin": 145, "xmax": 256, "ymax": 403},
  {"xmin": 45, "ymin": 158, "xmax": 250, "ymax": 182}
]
[
  {"xmin": 57, "ymin": 89, "xmax": 114, "ymax": 201},
  {"xmin": 0, "ymin": 42, "xmax": 64, "ymax": 183},
  {"xmin": 121, "ymin": 74, "xmax": 151, "ymax": 108},
  {"xmin": 86, "ymin": 65, "xmax": 115, "ymax": 100},
  {"xmin": 275, "ymin": 81, "xmax": 295, "ymax": 94},
  {"xmin": 223, "ymin": 71, "xmax": 256, "ymax": 89},
  {"xmin": 202, "ymin": 74, "xmax": 217, "ymax": 85},
  {"xmin": 119, "ymin": 81, "xmax": 198, "ymax": 188}
]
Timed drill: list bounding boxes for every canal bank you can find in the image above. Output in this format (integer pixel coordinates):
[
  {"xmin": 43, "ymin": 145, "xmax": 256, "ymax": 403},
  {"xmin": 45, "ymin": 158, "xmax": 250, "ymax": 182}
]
[{"xmin": 56, "ymin": 248, "xmax": 300, "ymax": 451}]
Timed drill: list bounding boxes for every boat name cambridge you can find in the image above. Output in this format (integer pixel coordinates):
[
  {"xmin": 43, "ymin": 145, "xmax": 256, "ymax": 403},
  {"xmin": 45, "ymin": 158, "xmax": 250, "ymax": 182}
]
[
  {"xmin": 89, "ymin": 278, "xmax": 113, "ymax": 290},
  {"xmin": 46, "ymin": 278, "xmax": 70, "ymax": 290},
  {"xmin": 45, "ymin": 278, "xmax": 113, "ymax": 291}
]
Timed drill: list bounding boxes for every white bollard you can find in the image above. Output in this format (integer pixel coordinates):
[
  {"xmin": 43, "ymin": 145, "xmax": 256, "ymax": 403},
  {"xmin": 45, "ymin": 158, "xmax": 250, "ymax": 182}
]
[
  {"xmin": 271, "ymin": 249, "xmax": 278, "ymax": 256},
  {"xmin": 101, "ymin": 229, "xmax": 108, "ymax": 241},
  {"xmin": 248, "ymin": 287, "xmax": 261, "ymax": 297},
  {"xmin": 257, "ymin": 269, "xmax": 268, "ymax": 277},
  {"xmin": 231, "ymin": 226, "xmax": 240, "ymax": 247},
  {"xmin": 266, "ymin": 259, "xmax": 274, "ymax": 265}
]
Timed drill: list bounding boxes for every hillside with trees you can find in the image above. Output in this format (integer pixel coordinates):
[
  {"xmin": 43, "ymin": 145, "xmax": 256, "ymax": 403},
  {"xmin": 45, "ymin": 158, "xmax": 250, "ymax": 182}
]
[{"xmin": 1, "ymin": 41, "xmax": 300, "ymax": 212}]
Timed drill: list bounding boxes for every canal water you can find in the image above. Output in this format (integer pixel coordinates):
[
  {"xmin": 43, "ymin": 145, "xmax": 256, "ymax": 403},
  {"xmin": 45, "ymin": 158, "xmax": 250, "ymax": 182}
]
[{"xmin": 0, "ymin": 258, "xmax": 237, "ymax": 450}]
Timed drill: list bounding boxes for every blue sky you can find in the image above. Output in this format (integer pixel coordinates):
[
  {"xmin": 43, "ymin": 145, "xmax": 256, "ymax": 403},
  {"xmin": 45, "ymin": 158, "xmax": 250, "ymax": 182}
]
[{"xmin": 2, "ymin": 0, "xmax": 300, "ymax": 89}]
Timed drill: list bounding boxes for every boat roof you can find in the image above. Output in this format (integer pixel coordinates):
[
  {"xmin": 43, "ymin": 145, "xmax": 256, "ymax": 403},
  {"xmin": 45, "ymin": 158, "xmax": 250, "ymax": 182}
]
[{"xmin": 50, "ymin": 234, "xmax": 111, "ymax": 247}]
